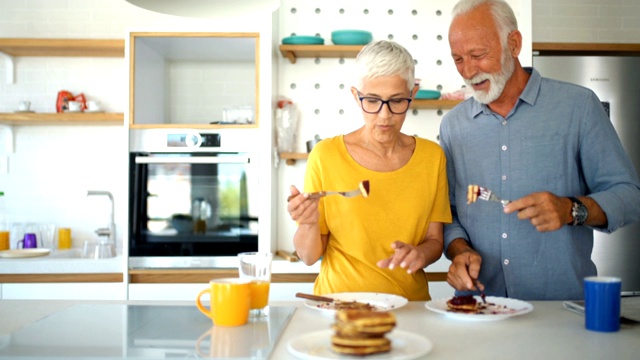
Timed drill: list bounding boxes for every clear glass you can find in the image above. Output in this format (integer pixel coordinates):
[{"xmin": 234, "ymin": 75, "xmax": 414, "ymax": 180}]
[
  {"xmin": 238, "ymin": 252, "xmax": 273, "ymax": 317},
  {"xmin": 357, "ymin": 92, "xmax": 412, "ymax": 114}
]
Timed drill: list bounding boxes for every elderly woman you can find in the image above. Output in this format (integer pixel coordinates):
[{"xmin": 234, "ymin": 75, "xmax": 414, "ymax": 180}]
[{"xmin": 287, "ymin": 40, "xmax": 452, "ymax": 301}]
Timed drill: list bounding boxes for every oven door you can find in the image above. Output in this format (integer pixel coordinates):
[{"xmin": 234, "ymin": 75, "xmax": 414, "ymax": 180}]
[{"xmin": 129, "ymin": 152, "xmax": 258, "ymax": 268}]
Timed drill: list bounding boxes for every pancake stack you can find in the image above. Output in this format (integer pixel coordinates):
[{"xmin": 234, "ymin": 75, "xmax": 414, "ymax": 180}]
[{"xmin": 330, "ymin": 309, "xmax": 396, "ymax": 356}]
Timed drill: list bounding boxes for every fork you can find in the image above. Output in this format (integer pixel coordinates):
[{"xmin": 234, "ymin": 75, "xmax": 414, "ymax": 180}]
[
  {"xmin": 287, "ymin": 180, "xmax": 370, "ymax": 202},
  {"xmin": 478, "ymin": 186, "xmax": 511, "ymax": 207},
  {"xmin": 287, "ymin": 188, "xmax": 361, "ymax": 202}
]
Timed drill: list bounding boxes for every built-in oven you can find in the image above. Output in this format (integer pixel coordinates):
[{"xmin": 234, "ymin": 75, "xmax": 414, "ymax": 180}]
[{"xmin": 128, "ymin": 129, "xmax": 259, "ymax": 268}]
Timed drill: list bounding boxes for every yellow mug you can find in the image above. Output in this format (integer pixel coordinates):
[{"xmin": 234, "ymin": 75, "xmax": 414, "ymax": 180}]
[
  {"xmin": 58, "ymin": 228, "xmax": 71, "ymax": 249},
  {"xmin": 196, "ymin": 278, "xmax": 251, "ymax": 327},
  {"xmin": 0, "ymin": 231, "xmax": 9, "ymax": 251}
]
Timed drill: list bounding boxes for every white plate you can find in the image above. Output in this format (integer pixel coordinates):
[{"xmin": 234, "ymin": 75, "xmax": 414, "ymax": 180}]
[
  {"xmin": 0, "ymin": 249, "xmax": 51, "ymax": 258},
  {"xmin": 287, "ymin": 329, "xmax": 432, "ymax": 360},
  {"xmin": 425, "ymin": 296, "xmax": 533, "ymax": 321},
  {"xmin": 304, "ymin": 292, "xmax": 408, "ymax": 315}
]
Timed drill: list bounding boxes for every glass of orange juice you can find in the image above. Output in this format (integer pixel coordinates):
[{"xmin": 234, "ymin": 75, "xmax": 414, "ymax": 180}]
[{"xmin": 238, "ymin": 252, "xmax": 273, "ymax": 317}]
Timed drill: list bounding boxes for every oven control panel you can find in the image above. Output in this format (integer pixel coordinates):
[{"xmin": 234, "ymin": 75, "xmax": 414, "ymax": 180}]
[{"xmin": 167, "ymin": 133, "xmax": 221, "ymax": 148}]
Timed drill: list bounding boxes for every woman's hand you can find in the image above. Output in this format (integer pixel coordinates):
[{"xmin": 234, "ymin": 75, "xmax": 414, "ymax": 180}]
[
  {"xmin": 376, "ymin": 241, "xmax": 426, "ymax": 274},
  {"xmin": 287, "ymin": 185, "xmax": 320, "ymax": 225}
]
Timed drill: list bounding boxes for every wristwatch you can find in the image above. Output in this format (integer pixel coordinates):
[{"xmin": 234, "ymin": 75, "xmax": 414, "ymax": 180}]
[{"xmin": 568, "ymin": 196, "xmax": 588, "ymax": 226}]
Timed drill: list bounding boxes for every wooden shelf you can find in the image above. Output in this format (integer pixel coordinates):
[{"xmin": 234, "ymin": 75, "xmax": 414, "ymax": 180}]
[
  {"xmin": 412, "ymin": 99, "xmax": 461, "ymax": 109},
  {"xmin": 0, "ymin": 38, "xmax": 124, "ymax": 57},
  {"xmin": 532, "ymin": 42, "xmax": 640, "ymax": 55},
  {"xmin": 279, "ymin": 44, "xmax": 364, "ymax": 63},
  {"xmin": 0, "ymin": 112, "xmax": 124, "ymax": 125},
  {"xmin": 279, "ymin": 152, "xmax": 309, "ymax": 165}
]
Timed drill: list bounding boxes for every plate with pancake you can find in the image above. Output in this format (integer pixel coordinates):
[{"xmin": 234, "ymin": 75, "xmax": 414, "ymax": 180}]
[
  {"xmin": 425, "ymin": 295, "xmax": 533, "ymax": 321},
  {"xmin": 304, "ymin": 292, "xmax": 408, "ymax": 315},
  {"xmin": 287, "ymin": 329, "xmax": 433, "ymax": 360}
]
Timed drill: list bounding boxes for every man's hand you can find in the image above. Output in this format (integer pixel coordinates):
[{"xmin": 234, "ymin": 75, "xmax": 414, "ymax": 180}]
[
  {"xmin": 446, "ymin": 239, "xmax": 484, "ymax": 291},
  {"xmin": 503, "ymin": 192, "xmax": 572, "ymax": 232}
]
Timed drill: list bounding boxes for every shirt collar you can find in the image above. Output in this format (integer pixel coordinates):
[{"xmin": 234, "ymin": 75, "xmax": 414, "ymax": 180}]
[{"xmin": 469, "ymin": 67, "xmax": 540, "ymax": 118}]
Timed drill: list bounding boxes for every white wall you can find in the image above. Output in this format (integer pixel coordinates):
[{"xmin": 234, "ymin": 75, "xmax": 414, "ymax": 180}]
[{"xmin": 532, "ymin": 0, "xmax": 640, "ymax": 42}]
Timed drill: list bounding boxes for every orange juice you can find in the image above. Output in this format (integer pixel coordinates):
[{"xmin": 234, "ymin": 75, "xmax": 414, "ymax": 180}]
[{"xmin": 250, "ymin": 280, "xmax": 270, "ymax": 309}]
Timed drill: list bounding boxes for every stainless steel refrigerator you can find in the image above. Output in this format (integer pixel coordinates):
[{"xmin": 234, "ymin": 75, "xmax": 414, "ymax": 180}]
[{"xmin": 533, "ymin": 55, "xmax": 640, "ymax": 295}]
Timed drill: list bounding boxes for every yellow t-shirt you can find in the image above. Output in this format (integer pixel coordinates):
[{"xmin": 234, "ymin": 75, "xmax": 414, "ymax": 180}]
[{"xmin": 305, "ymin": 135, "xmax": 452, "ymax": 301}]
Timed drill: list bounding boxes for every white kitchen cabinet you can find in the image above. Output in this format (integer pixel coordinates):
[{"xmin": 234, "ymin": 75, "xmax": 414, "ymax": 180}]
[
  {"xmin": 1, "ymin": 283, "xmax": 126, "ymax": 300},
  {"xmin": 128, "ymin": 32, "xmax": 260, "ymax": 129}
]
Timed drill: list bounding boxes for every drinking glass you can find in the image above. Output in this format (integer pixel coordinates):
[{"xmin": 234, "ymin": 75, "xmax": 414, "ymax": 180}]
[
  {"xmin": 238, "ymin": 252, "xmax": 273, "ymax": 317},
  {"xmin": 39, "ymin": 223, "xmax": 56, "ymax": 250}
]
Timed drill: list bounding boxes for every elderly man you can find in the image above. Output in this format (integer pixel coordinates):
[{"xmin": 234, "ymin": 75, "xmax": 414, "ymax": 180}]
[{"xmin": 439, "ymin": 0, "xmax": 640, "ymax": 300}]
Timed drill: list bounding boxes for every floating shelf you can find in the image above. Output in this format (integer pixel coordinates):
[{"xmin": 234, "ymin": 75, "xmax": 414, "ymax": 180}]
[
  {"xmin": 0, "ymin": 112, "xmax": 124, "ymax": 125},
  {"xmin": 279, "ymin": 44, "xmax": 363, "ymax": 64},
  {"xmin": 0, "ymin": 38, "xmax": 125, "ymax": 57},
  {"xmin": 279, "ymin": 152, "xmax": 308, "ymax": 165},
  {"xmin": 411, "ymin": 99, "xmax": 462, "ymax": 109},
  {"xmin": 0, "ymin": 38, "xmax": 124, "ymax": 83}
]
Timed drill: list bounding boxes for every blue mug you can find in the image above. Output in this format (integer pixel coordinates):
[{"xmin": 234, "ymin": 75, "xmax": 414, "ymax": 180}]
[
  {"xmin": 584, "ymin": 276, "xmax": 621, "ymax": 332},
  {"xmin": 18, "ymin": 233, "xmax": 38, "ymax": 249}
]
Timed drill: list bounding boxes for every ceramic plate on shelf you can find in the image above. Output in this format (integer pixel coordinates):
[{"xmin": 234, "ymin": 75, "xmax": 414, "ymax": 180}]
[
  {"xmin": 304, "ymin": 292, "xmax": 408, "ymax": 315},
  {"xmin": 282, "ymin": 36, "xmax": 325, "ymax": 45},
  {"xmin": 425, "ymin": 296, "xmax": 533, "ymax": 321},
  {"xmin": 331, "ymin": 30, "xmax": 373, "ymax": 45},
  {"xmin": 287, "ymin": 329, "xmax": 433, "ymax": 360},
  {"xmin": 415, "ymin": 89, "xmax": 441, "ymax": 99},
  {"xmin": 0, "ymin": 249, "xmax": 51, "ymax": 258}
]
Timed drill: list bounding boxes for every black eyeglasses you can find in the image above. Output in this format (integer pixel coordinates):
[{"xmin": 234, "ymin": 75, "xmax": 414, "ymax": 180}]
[{"xmin": 357, "ymin": 91, "xmax": 412, "ymax": 114}]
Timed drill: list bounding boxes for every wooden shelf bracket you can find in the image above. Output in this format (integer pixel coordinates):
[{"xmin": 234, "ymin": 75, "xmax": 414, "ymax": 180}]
[
  {"xmin": 0, "ymin": 51, "xmax": 14, "ymax": 84},
  {"xmin": 0, "ymin": 125, "xmax": 14, "ymax": 153}
]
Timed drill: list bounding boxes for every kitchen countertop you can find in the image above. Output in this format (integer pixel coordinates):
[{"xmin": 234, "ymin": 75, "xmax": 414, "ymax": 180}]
[
  {"xmin": 0, "ymin": 298, "xmax": 638, "ymax": 359},
  {"xmin": 0, "ymin": 250, "xmax": 449, "ymax": 276},
  {"xmin": 0, "ymin": 249, "xmax": 124, "ymax": 274}
]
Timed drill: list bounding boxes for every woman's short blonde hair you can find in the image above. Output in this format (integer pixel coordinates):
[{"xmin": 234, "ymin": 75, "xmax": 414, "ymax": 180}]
[{"xmin": 354, "ymin": 40, "xmax": 415, "ymax": 91}]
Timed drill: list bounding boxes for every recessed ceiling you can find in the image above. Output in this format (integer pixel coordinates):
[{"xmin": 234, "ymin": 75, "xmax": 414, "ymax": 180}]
[{"xmin": 125, "ymin": 0, "xmax": 280, "ymax": 18}]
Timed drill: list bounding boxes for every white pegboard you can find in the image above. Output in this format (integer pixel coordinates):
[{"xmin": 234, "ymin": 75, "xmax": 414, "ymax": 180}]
[{"xmin": 276, "ymin": 0, "xmax": 531, "ymax": 148}]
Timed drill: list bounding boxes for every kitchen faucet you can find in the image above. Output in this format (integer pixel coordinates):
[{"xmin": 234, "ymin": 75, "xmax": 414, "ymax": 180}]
[{"xmin": 87, "ymin": 190, "xmax": 115, "ymax": 245}]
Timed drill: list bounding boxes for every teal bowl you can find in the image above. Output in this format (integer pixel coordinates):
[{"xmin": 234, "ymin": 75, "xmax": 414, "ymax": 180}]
[
  {"xmin": 331, "ymin": 30, "xmax": 373, "ymax": 45},
  {"xmin": 415, "ymin": 89, "xmax": 441, "ymax": 100},
  {"xmin": 282, "ymin": 36, "xmax": 325, "ymax": 45}
]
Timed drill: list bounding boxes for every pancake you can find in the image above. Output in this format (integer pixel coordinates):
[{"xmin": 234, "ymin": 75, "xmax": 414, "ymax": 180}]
[
  {"xmin": 330, "ymin": 342, "xmax": 392, "ymax": 356},
  {"xmin": 332, "ymin": 323, "xmax": 396, "ymax": 337},
  {"xmin": 330, "ymin": 309, "xmax": 396, "ymax": 356},
  {"xmin": 447, "ymin": 295, "xmax": 479, "ymax": 313},
  {"xmin": 335, "ymin": 309, "xmax": 396, "ymax": 328}
]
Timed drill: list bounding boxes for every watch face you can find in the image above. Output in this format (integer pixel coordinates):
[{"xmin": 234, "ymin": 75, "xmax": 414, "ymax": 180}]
[{"xmin": 572, "ymin": 201, "xmax": 588, "ymax": 226}]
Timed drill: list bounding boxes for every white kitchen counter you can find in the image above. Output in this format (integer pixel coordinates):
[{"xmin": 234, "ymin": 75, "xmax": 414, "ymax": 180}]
[
  {"xmin": 0, "ymin": 250, "xmax": 448, "ymax": 277},
  {"xmin": 0, "ymin": 298, "xmax": 638, "ymax": 359},
  {"xmin": 0, "ymin": 249, "xmax": 124, "ymax": 274}
]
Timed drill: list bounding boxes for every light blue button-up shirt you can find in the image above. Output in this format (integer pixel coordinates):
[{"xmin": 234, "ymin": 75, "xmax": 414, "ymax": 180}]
[{"xmin": 439, "ymin": 68, "xmax": 640, "ymax": 300}]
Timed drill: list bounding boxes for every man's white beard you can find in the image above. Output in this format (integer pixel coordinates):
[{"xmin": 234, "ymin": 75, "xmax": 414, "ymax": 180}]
[{"xmin": 465, "ymin": 50, "xmax": 515, "ymax": 104}]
